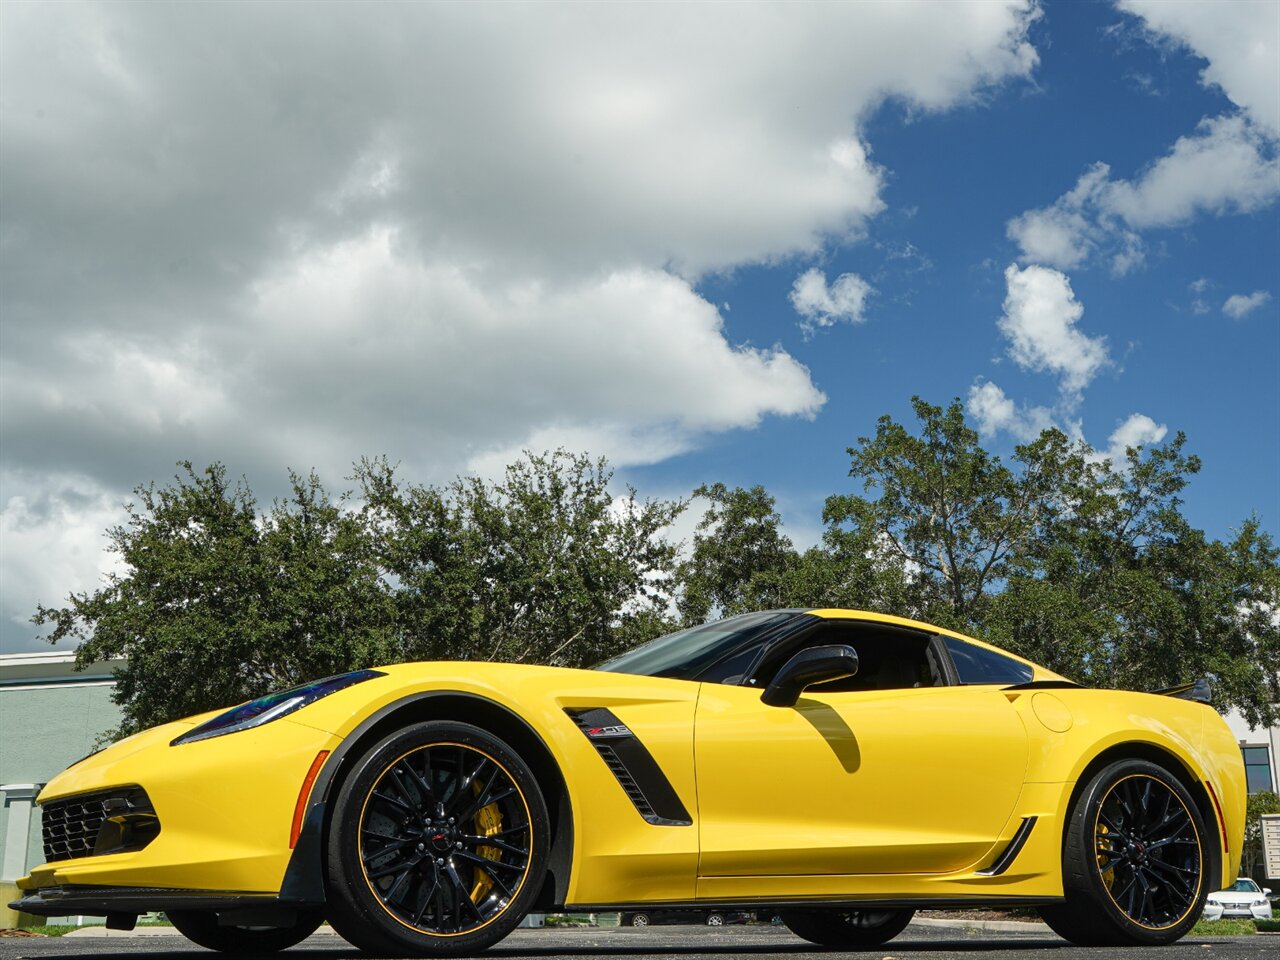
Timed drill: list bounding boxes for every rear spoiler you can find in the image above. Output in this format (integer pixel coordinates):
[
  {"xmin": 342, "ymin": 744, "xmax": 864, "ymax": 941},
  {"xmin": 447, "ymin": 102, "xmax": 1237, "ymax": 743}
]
[{"xmin": 1151, "ymin": 677, "xmax": 1213, "ymax": 705}]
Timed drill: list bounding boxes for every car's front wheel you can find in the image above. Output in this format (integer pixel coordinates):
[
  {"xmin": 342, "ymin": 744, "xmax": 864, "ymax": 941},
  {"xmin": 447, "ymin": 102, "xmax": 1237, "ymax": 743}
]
[
  {"xmin": 325, "ymin": 720, "xmax": 549, "ymax": 957},
  {"xmin": 780, "ymin": 908, "xmax": 913, "ymax": 946},
  {"xmin": 167, "ymin": 909, "xmax": 324, "ymax": 954},
  {"xmin": 1039, "ymin": 759, "xmax": 1209, "ymax": 946}
]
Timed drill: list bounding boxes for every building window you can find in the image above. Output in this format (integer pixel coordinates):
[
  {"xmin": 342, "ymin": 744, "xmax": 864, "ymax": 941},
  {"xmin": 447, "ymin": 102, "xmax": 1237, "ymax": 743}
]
[{"xmin": 1242, "ymin": 745, "xmax": 1274, "ymax": 794}]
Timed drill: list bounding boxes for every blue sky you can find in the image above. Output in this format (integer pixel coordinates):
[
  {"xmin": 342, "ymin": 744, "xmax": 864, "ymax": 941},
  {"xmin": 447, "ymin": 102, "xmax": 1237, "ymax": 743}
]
[
  {"xmin": 640, "ymin": 0, "xmax": 1279, "ymax": 545},
  {"xmin": 1, "ymin": 0, "xmax": 1277, "ymax": 651}
]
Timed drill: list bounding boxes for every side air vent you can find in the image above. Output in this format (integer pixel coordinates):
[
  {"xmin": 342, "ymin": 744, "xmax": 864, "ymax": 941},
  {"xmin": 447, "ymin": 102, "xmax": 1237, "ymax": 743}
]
[
  {"xmin": 567, "ymin": 709, "xmax": 692, "ymax": 826},
  {"xmin": 978, "ymin": 816, "xmax": 1037, "ymax": 876}
]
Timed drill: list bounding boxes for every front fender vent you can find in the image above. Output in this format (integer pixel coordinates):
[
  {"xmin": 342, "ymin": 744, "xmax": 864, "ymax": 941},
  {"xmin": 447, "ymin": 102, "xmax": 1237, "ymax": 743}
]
[{"xmin": 567, "ymin": 709, "xmax": 692, "ymax": 826}]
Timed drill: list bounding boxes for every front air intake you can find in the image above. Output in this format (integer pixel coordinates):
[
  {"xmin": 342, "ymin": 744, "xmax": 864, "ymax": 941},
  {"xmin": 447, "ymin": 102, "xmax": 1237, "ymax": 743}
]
[{"xmin": 42, "ymin": 787, "xmax": 159, "ymax": 863}]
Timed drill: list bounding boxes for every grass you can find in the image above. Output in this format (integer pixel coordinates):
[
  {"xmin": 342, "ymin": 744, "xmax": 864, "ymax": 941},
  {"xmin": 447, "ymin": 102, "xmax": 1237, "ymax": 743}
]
[
  {"xmin": 1191, "ymin": 918, "xmax": 1257, "ymax": 936},
  {"xmin": 1256, "ymin": 918, "xmax": 1280, "ymax": 932},
  {"xmin": 16, "ymin": 918, "xmax": 173, "ymax": 937}
]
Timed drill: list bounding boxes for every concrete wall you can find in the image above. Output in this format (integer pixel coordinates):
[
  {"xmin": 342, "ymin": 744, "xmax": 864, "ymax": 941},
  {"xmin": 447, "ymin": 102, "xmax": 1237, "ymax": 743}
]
[{"xmin": 0, "ymin": 652, "xmax": 123, "ymax": 927}]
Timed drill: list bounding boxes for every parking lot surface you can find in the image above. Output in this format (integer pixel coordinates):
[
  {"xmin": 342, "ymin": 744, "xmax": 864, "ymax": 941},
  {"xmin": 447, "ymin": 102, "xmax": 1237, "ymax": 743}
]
[{"xmin": 0, "ymin": 923, "xmax": 1275, "ymax": 960}]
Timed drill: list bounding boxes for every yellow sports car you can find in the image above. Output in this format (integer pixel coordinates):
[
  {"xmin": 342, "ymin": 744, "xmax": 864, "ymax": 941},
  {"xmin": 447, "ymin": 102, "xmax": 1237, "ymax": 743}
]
[{"xmin": 11, "ymin": 609, "xmax": 1246, "ymax": 954}]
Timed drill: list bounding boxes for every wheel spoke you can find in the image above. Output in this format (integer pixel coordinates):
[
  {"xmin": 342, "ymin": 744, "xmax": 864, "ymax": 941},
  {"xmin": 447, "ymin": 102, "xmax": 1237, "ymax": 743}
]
[
  {"xmin": 362, "ymin": 837, "xmax": 411, "ymax": 863},
  {"xmin": 411, "ymin": 878, "xmax": 440, "ymax": 927},
  {"xmin": 381, "ymin": 864, "xmax": 415, "ymax": 905},
  {"xmin": 444, "ymin": 858, "xmax": 481, "ymax": 923},
  {"xmin": 453, "ymin": 849, "xmax": 525, "ymax": 874},
  {"xmin": 371, "ymin": 791, "xmax": 414, "ymax": 815},
  {"xmin": 387, "ymin": 768, "xmax": 419, "ymax": 808},
  {"xmin": 461, "ymin": 833, "xmax": 528, "ymax": 857},
  {"xmin": 403, "ymin": 755, "xmax": 436, "ymax": 806}
]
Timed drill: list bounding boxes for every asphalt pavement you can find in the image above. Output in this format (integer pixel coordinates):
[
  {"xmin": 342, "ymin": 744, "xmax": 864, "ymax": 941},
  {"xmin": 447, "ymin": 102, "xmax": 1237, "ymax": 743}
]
[{"xmin": 0, "ymin": 922, "xmax": 1275, "ymax": 960}]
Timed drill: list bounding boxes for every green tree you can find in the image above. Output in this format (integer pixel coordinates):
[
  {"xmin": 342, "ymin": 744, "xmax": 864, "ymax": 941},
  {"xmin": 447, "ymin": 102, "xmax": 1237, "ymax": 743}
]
[
  {"xmin": 359, "ymin": 450, "xmax": 685, "ymax": 667},
  {"xmin": 676, "ymin": 483, "xmax": 797, "ymax": 624},
  {"xmin": 829, "ymin": 397, "xmax": 1055, "ymax": 630},
  {"xmin": 34, "ymin": 463, "xmax": 398, "ymax": 736},
  {"xmin": 828, "ymin": 400, "xmax": 1280, "ymax": 724},
  {"xmin": 1242, "ymin": 791, "xmax": 1280, "ymax": 882}
]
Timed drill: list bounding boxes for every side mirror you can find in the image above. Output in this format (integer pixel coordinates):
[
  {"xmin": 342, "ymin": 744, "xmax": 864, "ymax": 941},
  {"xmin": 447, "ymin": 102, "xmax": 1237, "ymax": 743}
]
[
  {"xmin": 1265, "ymin": 888, "xmax": 1273, "ymax": 896},
  {"xmin": 761, "ymin": 644, "xmax": 859, "ymax": 708}
]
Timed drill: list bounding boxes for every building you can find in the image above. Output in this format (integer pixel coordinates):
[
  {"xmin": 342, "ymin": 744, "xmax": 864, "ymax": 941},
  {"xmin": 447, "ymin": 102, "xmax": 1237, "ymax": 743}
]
[
  {"xmin": 0, "ymin": 650, "xmax": 124, "ymax": 927},
  {"xmin": 1225, "ymin": 709, "xmax": 1280, "ymax": 796}
]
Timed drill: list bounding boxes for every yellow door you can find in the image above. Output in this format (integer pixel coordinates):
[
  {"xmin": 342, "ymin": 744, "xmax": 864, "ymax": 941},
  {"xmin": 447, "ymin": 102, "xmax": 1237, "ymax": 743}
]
[{"xmin": 694, "ymin": 682, "xmax": 1028, "ymax": 884}]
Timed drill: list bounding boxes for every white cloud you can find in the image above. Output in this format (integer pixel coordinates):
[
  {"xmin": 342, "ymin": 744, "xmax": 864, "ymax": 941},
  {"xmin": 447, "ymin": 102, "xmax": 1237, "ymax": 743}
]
[
  {"xmin": 1008, "ymin": 117, "xmax": 1280, "ymax": 272},
  {"xmin": 1101, "ymin": 412, "xmax": 1168, "ymax": 463},
  {"xmin": 967, "ymin": 382, "xmax": 1166, "ymax": 469},
  {"xmin": 1009, "ymin": 1, "xmax": 1279, "ymax": 273},
  {"xmin": 1223, "ymin": 290, "xmax": 1272, "ymax": 319},
  {"xmin": 789, "ymin": 268, "xmax": 874, "ymax": 331},
  {"xmin": 0, "ymin": 475, "xmax": 125, "ymax": 648},
  {"xmin": 967, "ymin": 381, "xmax": 1056, "ymax": 441},
  {"xmin": 998, "ymin": 264, "xmax": 1110, "ymax": 399},
  {"xmin": 1103, "ymin": 115, "xmax": 1280, "ymax": 228},
  {"xmin": 1118, "ymin": 0, "xmax": 1279, "ymax": 137},
  {"xmin": 0, "ymin": 2, "xmax": 1044, "ymax": 650}
]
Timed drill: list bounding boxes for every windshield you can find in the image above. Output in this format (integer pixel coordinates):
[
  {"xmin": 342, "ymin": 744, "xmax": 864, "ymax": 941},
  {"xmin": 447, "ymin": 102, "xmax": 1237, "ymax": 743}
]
[
  {"xmin": 595, "ymin": 611, "xmax": 798, "ymax": 681},
  {"xmin": 1228, "ymin": 879, "xmax": 1261, "ymax": 893}
]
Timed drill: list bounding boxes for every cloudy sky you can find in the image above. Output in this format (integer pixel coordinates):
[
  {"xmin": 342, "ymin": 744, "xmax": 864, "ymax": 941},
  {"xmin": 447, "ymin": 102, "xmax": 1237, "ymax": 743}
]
[{"xmin": 1, "ymin": 0, "xmax": 1277, "ymax": 653}]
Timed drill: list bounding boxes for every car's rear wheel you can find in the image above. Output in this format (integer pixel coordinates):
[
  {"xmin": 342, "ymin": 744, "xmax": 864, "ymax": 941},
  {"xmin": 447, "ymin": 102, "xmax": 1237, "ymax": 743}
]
[
  {"xmin": 1039, "ymin": 758, "xmax": 1208, "ymax": 946},
  {"xmin": 167, "ymin": 909, "xmax": 324, "ymax": 954},
  {"xmin": 780, "ymin": 908, "xmax": 913, "ymax": 946},
  {"xmin": 629, "ymin": 912, "xmax": 650, "ymax": 926},
  {"xmin": 325, "ymin": 720, "xmax": 549, "ymax": 957},
  {"xmin": 705, "ymin": 912, "xmax": 725, "ymax": 926}
]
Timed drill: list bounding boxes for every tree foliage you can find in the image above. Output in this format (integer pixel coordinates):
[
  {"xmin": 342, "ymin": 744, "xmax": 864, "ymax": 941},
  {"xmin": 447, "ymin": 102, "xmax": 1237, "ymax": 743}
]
[
  {"xmin": 34, "ymin": 463, "xmax": 399, "ymax": 735},
  {"xmin": 34, "ymin": 398, "xmax": 1280, "ymax": 733},
  {"xmin": 677, "ymin": 398, "xmax": 1280, "ymax": 725},
  {"xmin": 35, "ymin": 453, "xmax": 683, "ymax": 735},
  {"xmin": 1242, "ymin": 791, "xmax": 1280, "ymax": 881},
  {"xmin": 357, "ymin": 450, "xmax": 683, "ymax": 668}
]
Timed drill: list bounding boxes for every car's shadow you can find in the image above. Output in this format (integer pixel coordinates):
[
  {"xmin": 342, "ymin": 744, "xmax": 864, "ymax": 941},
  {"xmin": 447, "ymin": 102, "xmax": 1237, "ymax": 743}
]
[{"xmin": 13, "ymin": 937, "xmax": 1076, "ymax": 959}]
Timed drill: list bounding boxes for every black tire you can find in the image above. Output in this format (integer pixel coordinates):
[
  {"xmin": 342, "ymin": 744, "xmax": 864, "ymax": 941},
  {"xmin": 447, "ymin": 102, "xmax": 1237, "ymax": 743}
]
[
  {"xmin": 167, "ymin": 909, "xmax": 324, "ymax": 954},
  {"xmin": 780, "ymin": 908, "xmax": 914, "ymax": 946},
  {"xmin": 1039, "ymin": 759, "xmax": 1210, "ymax": 947},
  {"xmin": 705, "ymin": 912, "xmax": 725, "ymax": 926},
  {"xmin": 629, "ymin": 912, "xmax": 650, "ymax": 927},
  {"xmin": 325, "ymin": 720, "xmax": 550, "ymax": 957}
]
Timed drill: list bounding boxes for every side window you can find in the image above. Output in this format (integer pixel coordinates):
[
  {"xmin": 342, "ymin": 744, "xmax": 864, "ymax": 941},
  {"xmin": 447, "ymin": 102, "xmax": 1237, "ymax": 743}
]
[
  {"xmin": 752, "ymin": 623, "xmax": 944, "ymax": 692},
  {"xmin": 944, "ymin": 637, "xmax": 1033, "ymax": 685}
]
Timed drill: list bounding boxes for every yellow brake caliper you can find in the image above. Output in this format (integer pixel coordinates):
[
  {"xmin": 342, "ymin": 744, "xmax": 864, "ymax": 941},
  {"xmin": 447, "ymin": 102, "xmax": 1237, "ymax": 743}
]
[
  {"xmin": 1097, "ymin": 820, "xmax": 1116, "ymax": 893},
  {"xmin": 467, "ymin": 780, "xmax": 504, "ymax": 903}
]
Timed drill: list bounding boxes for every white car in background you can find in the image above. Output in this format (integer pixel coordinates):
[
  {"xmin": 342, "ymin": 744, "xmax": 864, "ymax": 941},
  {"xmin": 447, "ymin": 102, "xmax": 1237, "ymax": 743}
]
[{"xmin": 1203, "ymin": 878, "xmax": 1273, "ymax": 921}]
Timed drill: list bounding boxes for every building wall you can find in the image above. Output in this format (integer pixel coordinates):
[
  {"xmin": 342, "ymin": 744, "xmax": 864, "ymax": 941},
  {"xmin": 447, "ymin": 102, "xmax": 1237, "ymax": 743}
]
[{"xmin": 0, "ymin": 652, "xmax": 123, "ymax": 926}]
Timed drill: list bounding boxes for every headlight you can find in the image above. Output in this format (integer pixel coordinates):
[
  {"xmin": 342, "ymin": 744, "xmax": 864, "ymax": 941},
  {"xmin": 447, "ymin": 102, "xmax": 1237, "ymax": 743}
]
[{"xmin": 171, "ymin": 669, "xmax": 384, "ymax": 745}]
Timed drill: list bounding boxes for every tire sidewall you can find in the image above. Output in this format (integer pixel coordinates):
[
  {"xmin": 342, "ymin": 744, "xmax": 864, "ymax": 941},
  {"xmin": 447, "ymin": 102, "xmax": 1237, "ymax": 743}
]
[{"xmin": 326, "ymin": 720, "xmax": 550, "ymax": 957}]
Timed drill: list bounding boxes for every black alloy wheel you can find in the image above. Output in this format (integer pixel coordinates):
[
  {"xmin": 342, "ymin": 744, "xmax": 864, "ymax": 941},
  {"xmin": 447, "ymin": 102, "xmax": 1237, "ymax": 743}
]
[
  {"xmin": 326, "ymin": 721, "xmax": 549, "ymax": 957},
  {"xmin": 780, "ymin": 908, "xmax": 914, "ymax": 946},
  {"xmin": 1040, "ymin": 759, "xmax": 1208, "ymax": 946},
  {"xmin": 167, "ymin": 909, "xmax": 324, "ymax": 954}
]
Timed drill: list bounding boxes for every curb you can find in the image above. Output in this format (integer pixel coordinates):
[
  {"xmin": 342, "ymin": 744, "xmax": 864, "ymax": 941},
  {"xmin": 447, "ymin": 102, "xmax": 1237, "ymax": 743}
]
[{"xmin": 911, "ymin": 916, "xmax": 1052, "ymax": 934}]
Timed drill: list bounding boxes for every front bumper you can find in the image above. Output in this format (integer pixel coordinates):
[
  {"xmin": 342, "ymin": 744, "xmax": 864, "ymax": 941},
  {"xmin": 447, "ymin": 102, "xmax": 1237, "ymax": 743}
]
[
  {"xmin": 10, "ymin": 884, "xmax": 278, "ymax": 918},
  {"xmin": 1202, "ymin": 901, "xmax": 1273, "ymax": 920},
  {"xmin": 14, "ymin": 716, "xmax": 341, "ymax": 902}
]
